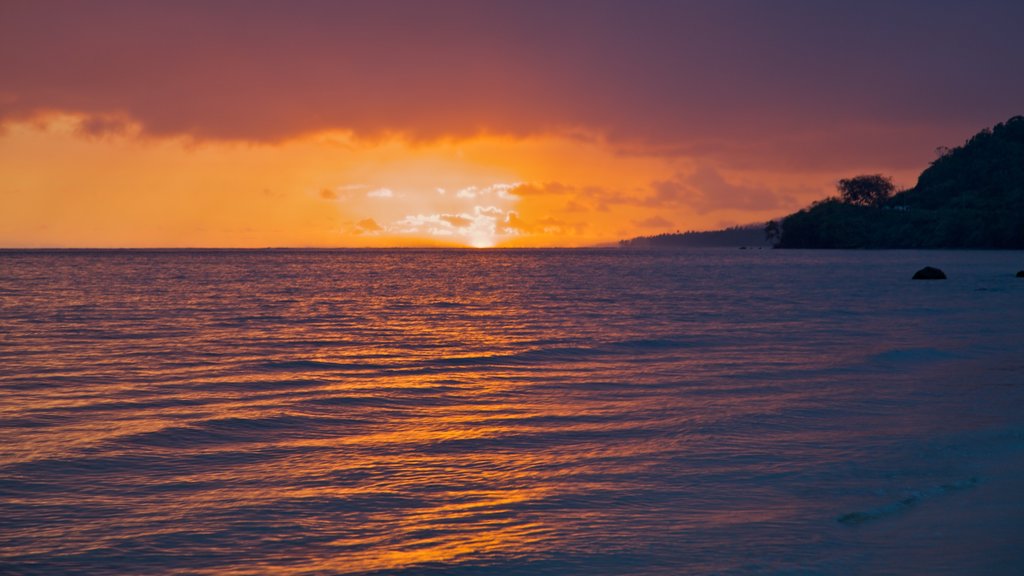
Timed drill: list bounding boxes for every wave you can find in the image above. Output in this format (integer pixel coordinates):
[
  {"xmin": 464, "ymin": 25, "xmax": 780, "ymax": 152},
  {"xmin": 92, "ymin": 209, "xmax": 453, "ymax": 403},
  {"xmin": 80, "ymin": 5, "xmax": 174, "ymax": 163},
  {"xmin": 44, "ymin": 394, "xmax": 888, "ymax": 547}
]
[
  {"xmin": 2, "ymin": 443, "xmax": 314, "ymax": 484},
  {"xmin": 113, "ymin": 413, "xmax": 367, "ymax": 449},
  {"xmin": 427, "ymin": 300, "xmax": 468, "ymax": 308},
  {"xmin": 427, "ymin": 337, "xmax": 702, "ymax": 369},
  {"xmin": 181, "ymin": 377, "xmax": 328, "ymax": 393},
  {"xmin": 258, "ymin": 359, "xmax": 393, "ymax": 372},
  {"xmin": 249, "ymin": 337, "xmax": 704, "ymax": 377},
  {"xmin": 868, "ymin": 347, "xmax": 958, "ymax": 365},
  {"xmin": 837, "ymin": 477, "xmax": 978, "ymax": 525}
]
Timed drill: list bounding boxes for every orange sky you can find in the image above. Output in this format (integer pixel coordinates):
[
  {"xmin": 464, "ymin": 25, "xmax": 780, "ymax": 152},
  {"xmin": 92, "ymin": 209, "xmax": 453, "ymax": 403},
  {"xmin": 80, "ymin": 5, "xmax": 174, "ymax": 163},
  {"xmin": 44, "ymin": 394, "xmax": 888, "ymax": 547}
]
[
  {"xmin": 0, "ymin": 114, "xmax": 923, "ymax": 248},
  {"xmin": 2, "ymin": 2, "xmax": 1021, "ymax": 248}
]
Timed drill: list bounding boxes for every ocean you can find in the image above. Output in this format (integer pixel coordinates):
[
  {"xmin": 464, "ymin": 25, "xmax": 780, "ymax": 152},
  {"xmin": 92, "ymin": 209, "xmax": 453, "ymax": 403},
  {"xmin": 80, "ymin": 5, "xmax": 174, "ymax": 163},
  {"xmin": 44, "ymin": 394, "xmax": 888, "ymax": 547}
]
[{"xmin": 1, "ymin": 249, "xmax": 1022, "ymax": 575}]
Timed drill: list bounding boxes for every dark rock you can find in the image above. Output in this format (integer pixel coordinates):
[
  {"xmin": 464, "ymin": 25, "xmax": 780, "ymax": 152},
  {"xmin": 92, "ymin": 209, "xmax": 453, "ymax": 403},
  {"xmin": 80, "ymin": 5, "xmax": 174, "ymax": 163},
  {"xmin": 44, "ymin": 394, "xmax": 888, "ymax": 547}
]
[
  {"xmin": 912, "ymin": 266, "xmax": 946, "ymax": 280},
  {"xmin": 1017, "ymin": 270, "xmax": 1024, "ymax": 278}
]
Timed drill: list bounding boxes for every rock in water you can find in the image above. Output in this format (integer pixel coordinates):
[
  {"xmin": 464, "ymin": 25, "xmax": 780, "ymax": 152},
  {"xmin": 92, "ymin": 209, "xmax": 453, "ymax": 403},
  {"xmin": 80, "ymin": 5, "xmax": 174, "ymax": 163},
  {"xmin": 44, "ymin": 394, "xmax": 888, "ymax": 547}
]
[
  {"xmin": 1017, "ymin": 270, "xmax": 1024, "ymax": 278},
  {"xmin": 912, "ymin": 266, "xmax": 947, "ymax": 280}
]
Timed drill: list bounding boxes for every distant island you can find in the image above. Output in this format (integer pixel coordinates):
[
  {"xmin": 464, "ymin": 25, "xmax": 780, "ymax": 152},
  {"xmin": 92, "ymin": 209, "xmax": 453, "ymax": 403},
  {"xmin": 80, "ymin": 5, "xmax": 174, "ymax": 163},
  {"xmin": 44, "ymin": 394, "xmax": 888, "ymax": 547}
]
[
  {"xmin": 619, "ymin": 224, "xmax": 771, "ymax": 249},
  {"xmin": 622, "ymin": 115, "xmax": 1024, "ymax": 249}
]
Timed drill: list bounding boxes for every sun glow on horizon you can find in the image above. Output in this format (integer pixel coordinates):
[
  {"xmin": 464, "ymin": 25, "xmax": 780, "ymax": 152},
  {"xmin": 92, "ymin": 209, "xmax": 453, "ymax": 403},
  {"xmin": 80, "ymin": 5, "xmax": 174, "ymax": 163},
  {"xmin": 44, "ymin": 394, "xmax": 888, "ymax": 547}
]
[
  {"xmin": 0, "ymin": 115, "xmax": 837, "ymax": 248},
  {"xmin": 468, "ymin": 235, "xmax": 497, "ymax": 249}
]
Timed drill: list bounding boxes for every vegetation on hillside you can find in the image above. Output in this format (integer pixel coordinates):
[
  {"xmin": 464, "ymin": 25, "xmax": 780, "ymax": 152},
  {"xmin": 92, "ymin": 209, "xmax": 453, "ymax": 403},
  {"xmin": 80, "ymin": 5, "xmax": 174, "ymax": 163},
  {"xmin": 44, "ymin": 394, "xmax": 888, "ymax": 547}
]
[
  {"xmin": 619, "ymin": 116, "xmax": 1023, "ymax": 250},
  {"xmin": 772, "ymin": 116, "xmax": 1024, "ymax": 248},
  {"xmin": 620, "ymin": 224, "xmax": 770, "ymax": 248}
]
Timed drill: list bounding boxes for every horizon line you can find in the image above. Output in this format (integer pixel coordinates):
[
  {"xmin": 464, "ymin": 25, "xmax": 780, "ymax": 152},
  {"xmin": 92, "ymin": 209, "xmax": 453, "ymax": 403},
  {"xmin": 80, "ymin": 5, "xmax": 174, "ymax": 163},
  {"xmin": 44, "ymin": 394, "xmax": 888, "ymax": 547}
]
[{"xmin": 0, "ymin": 245, "xmax": 627, "ymax": 251}]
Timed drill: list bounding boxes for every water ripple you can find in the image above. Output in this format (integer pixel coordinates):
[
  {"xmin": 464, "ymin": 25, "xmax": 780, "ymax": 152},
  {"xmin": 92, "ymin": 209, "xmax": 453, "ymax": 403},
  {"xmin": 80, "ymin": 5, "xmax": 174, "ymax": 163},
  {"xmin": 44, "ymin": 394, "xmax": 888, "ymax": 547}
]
[{"xmin": 2, "ymin": 249, "xmax": 1023, "ymax": 574}]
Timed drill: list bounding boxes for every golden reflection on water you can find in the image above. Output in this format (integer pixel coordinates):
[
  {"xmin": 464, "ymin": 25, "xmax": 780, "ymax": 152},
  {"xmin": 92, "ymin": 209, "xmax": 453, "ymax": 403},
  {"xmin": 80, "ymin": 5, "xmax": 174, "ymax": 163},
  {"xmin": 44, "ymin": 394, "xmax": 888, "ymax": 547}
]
[
  {"xmin": 6, "ymin": 250, "xmax": 1020, "ymax": 574},
  {"xmin": 0, "ymin": 344, "xmax": 776, "ymax": 574}
]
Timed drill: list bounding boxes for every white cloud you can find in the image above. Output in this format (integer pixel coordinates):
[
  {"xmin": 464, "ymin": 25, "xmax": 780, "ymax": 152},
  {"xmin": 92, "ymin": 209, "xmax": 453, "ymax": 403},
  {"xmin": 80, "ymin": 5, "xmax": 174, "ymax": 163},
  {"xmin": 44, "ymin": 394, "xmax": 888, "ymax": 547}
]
[
  {"xmin": 475, "ymin": 205, "xmax": 503, "ymax": 217},
  {"xmin": 491, "ymin": 182, "xmax": 522, "ymax": 200},
  {"xmin": 454, "ymin": 182, "xmax": 523, "ymax": 200},
  {"xmin": 391, "ymin": 205, "xmax": 511, "ymax": 247},
  {"xmin": 347, "ymin": 180, "xmax": 523, "ymax": 246}
]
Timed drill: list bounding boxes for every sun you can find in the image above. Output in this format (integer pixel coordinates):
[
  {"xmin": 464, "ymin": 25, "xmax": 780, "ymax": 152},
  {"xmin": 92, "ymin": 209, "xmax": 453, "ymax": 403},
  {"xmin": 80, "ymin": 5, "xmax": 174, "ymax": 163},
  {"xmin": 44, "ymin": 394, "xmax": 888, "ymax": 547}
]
[{"xmin": 468, "ymin": 234, "xmax": 495, "ymax": 248}]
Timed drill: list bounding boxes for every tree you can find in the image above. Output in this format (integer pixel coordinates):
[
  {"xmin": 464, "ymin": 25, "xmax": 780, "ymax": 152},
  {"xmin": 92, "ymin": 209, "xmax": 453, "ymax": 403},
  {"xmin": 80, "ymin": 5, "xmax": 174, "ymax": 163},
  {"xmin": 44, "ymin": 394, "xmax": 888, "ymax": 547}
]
[
  {"xmin": 764, "ymin": 220, "xmax": 781, "ymax": 245},
  {"xmin": 837, "ymin": 174, "xmax": 895, "ymax": 207}
]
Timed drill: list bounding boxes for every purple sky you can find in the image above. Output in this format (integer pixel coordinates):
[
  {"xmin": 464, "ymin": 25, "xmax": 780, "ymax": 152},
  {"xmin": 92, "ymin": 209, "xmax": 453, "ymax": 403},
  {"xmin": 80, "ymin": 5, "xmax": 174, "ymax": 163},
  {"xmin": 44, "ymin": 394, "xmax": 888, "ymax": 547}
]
[{"xmin": 4, "ymin": 1, "xmax": 1021, "ymax": 166}]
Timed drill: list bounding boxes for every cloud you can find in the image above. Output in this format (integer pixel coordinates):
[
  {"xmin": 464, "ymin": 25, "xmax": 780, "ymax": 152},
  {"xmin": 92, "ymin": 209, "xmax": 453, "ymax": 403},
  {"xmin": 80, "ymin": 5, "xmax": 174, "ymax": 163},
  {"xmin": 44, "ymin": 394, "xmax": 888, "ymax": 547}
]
[
  {"xmin": 475, "ymin": 205, "xmax": 503, "ymax": 217},
  {"xmin": 3, "ymin": 2, "xmax": 1020, "ymax": 170},
  {"xmin": 503, "ymin": 211, "xmax": 586, "ymax": 236},
  {"xmin": 454, "ymin": 183, "xmax": 520, "ymax": 200},
  {"xmin": 441, "ymin": 214, "xmax": 473, "ymax": 228},
  {"xmin": 392, "ymin": 205, "xmax": 511, "ymax": 246},
  {"xmin": 509, "ymin": 181, "xmax": 628, "ymax": 210},
  {"xmin": 634, "ymin": 216, "xmax": 674, "ymax": 229},
  {"xmin": 509, "ymin": 182, "xmax": 573, "ymax": 196},
  {"xmin": 321, "ymin": 184, "xmax": 368, "ymax": 200},
  {"xmin": 648, "ymin": 166, "xmax": 797, "ymax": 214},
  {"xmin": 74, "ymin": 114, "xmax": 136, "ymax": 139},
  {"xmin": 491, "ymin": 183, "xmax": 520, "ymax": 199},
  {"xmin": 366, "ymin": 188, "xmax": 394, "ymax": 198},
  {"xmin": 356, "ymin": 218, "xmax": 382, "ymax": 233},
  {"xmin": 563, "ymin": 200, "xmax": 589, "ymax": 213}
]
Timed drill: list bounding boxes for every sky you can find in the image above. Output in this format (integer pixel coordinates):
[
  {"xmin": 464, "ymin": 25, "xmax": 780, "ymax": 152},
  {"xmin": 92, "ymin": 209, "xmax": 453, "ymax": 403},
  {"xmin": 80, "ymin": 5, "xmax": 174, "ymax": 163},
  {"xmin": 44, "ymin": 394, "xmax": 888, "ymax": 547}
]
[{"xmin": 2, "ymin": 0, "xmax": 1022, "ymax": 248}]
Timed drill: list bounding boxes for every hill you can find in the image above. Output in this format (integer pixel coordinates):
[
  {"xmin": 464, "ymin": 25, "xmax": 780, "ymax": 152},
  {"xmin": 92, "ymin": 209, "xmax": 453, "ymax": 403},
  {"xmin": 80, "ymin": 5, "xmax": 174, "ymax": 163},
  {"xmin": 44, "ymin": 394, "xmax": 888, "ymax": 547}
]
[{"xmin": 776, "ymin": 116, "xmax": 1024, "ymax": 248}]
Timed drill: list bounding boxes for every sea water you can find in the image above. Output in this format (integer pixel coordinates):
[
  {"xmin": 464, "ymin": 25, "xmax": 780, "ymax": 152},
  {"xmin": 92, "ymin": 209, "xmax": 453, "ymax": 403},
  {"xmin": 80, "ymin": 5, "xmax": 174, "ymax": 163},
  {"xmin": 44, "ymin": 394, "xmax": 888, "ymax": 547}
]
[{"xmin": 1, "ymin": 249, "xmax": 1022, "ymax": 575}]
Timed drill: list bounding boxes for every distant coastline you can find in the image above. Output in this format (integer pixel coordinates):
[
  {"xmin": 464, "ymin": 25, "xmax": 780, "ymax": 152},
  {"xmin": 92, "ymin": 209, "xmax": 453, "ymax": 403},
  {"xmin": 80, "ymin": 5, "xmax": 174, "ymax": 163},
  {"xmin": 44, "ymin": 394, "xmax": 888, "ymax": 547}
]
[
  {"xmin": 619, "ymin": 224, "xmax": 771, "ymax": 249},
  {"xmin": 621, "ymin": 116, "xmax": 1024, "ymax": 250}
]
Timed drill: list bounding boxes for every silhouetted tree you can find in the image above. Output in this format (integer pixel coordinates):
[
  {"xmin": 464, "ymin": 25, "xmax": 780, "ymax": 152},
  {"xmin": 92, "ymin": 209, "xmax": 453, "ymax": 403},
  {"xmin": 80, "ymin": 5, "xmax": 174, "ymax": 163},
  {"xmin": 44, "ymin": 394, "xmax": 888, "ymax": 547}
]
[
  {"xmin": 837, "ymin": 174, "xmax": 895, "ymax": 207},
  {"xmin": 764, "ymin": 220, "xmax": 781, "ymax": 245}
]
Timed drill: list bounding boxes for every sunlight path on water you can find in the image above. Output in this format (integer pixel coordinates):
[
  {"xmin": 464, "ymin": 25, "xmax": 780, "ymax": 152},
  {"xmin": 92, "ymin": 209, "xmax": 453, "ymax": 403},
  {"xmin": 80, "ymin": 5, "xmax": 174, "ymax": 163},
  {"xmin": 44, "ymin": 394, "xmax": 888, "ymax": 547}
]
[{"xmin": 1, "ymin": 249, "xmax": 1022, "ymax": 574}]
